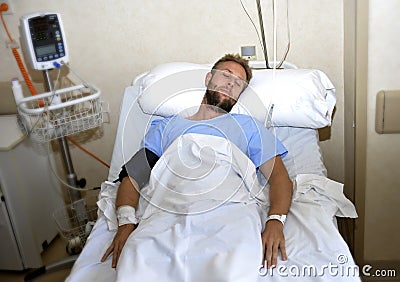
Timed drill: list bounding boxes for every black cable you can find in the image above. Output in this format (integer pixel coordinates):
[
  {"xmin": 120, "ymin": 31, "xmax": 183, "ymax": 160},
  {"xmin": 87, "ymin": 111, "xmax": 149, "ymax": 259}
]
[
  {"xmin": 256, "ymin": 0, "xmax": 270, "ymax": 68},
  {"xmin": 239, "ymin": 0, "xmax": 265, "ymax": 59}
]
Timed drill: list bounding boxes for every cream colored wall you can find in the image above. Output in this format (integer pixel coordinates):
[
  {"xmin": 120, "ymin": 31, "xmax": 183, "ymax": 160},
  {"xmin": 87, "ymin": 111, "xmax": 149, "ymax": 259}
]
[
  {"xmin": 364, "ymin": 0, "xmax": 400, "ymax": 260},
  {"xmin": 0, "ymin": 0, "xmax": 344, "ymax": 190}
]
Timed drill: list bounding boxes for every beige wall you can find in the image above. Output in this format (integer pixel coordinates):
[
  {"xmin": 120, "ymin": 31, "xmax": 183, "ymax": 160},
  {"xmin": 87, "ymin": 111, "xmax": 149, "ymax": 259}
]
[
  {"xmin": 0, "ymin": 1, "xmax": 344, "ymax": 190},
  {"xmin": 364, "ymin": 0, "xmax": 400, "ymax": 260}
]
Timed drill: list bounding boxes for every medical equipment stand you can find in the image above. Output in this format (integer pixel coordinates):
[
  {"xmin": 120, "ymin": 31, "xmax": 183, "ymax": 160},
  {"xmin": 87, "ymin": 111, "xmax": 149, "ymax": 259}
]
[
  {"xmin": 42, "ymin": 69, "xmax": 87, "ymax": 208},
  {"xmin": 24, "ymin": 69, "xmax": 87, "ymax": 281}
]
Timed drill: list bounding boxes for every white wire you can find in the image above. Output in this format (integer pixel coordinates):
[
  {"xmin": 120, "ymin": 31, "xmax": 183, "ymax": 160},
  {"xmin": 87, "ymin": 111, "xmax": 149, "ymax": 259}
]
[
  {"xmin": 26, "ymin": 67, "xmax": 62, "ymax": 135},
  {"xmin": 275, "ymin": 0, "xmax": 290, "ymax": 69},
  {"xmin": 273, "ymin": 0, "xmax": 277, "ymax": 74},
  {"xmin": 239, "ymin": 0, "xmax": 266, "ymax": 56},
  {"xmin": 240, "ymin": 0, "xmax": 291, "ymax": 69},
  {"xmin": 61, "ymin": 61, "xmax": 91, "ymax": 88},
  {"xmin": 46, "ymin": 140, "xmax": 95, "ymax": 192},
  {"xmin": 37, "ymin": 66, "xmax": 95, "ymax": 192}
]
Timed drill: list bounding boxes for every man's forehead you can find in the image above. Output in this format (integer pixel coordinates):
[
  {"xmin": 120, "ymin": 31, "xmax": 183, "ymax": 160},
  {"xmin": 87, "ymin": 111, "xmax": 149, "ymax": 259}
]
[{"xmin": 214, "ymin": 61, "xmax": 247, "ymax": 81}]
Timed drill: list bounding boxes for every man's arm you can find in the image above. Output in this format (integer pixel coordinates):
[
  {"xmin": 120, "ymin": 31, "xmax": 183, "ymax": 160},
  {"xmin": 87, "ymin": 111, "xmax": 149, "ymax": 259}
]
[
  {"xmin": 101, "ymin": 148, "xmax": 159, "ymax": 268},
  {"xmin": 101, "ymin": 177, "xmax": 140, "ymax": 268},
  {"xmin": 259, "ymin": 156, "xmax": 293, "ymax": 269}
]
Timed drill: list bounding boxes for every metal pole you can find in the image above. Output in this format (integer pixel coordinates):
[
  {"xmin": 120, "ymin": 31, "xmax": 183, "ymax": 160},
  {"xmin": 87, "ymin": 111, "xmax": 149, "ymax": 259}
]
[
  {"xmin": 256, "ymin": 0, "xmax": 270, "ymax": 69},
  {"xmin": 42, "ymin": 70, "xmax": 84, "ymax": 207}
]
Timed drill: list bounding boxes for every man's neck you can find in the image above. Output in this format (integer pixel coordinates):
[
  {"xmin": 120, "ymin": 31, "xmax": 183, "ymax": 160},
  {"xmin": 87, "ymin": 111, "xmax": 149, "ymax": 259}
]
[{"xmin": 187, "ymin": 104, "xmax": 226, "ymax": 121}]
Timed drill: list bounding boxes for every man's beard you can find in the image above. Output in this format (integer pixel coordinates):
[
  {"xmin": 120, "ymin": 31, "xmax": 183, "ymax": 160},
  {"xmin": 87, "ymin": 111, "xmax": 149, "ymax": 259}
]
[{"xmin": 205, "ymin": 89, "xmax": 237, "ymax": 113}]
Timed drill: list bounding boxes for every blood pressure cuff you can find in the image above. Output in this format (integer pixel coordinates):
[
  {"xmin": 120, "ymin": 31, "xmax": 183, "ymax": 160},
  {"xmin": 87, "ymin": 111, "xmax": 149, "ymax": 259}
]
[{"xmin": 118, "ymin": 148, "xmax": 159, "ymax": 189}]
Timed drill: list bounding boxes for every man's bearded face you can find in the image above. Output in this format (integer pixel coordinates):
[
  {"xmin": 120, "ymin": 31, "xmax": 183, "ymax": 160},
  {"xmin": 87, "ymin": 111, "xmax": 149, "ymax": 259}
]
[
  {"xmin": 205, "ymin": 66, "xmax": 247, "ymax": 112},
  {"xmin": 204, "ymin": 89, "xmax": 237, "ymax": 113}
]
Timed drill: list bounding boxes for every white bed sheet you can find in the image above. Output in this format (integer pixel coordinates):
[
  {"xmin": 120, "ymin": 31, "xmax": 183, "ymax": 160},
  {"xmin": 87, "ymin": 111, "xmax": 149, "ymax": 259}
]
[
  {"xmin": 67, "ymin": 177, "xmax": 360, "ymax": 282},
  {"xmin": 66, "ymin": 76, "xmax": 360, "ymax": 282}
]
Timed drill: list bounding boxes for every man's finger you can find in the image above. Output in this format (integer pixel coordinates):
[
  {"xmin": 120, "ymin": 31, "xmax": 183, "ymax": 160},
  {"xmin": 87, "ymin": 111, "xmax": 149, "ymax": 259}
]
[
  {"xmin": 101, "ymin": 244, "xmax": 114, "ymax": 262},
  {"xmin": 260, "ymin": 237, "xmax": 267, "ymax": 265},
  {"xmin": 271, "ymin": 242, "xmax": 279, "ymax": 268},
  {"xmin": 112, "ymin": 243, "xmax": 119, "ymax": 268},
  {"xmin": 265, "ymin": 241, "xmax": 273, "ymax": 269},
  {"xmin": 280, "ymin": 240, "xmax": 287, "ymax": 261}
]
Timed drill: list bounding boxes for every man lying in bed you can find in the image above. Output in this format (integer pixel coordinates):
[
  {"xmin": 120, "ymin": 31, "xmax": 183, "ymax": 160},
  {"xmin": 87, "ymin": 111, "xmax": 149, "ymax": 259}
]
[{"xmin": 101, "ymin": 54, "xmax": 293, "ymax": 280}]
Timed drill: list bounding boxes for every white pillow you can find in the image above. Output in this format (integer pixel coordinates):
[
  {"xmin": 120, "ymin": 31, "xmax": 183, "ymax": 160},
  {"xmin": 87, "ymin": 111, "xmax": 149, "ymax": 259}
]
[
  {"xmin": 140, "ymin": 62, "xmax": 211, "ymax": 90},
  {"xmin": 137, "ymin": 62, "xmax": 336, "ymax": 128}
]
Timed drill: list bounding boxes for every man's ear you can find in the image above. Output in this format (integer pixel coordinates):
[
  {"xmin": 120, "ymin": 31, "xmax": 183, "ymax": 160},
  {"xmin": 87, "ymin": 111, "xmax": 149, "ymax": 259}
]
[{"xmin": 205, "ymin": 72, "xmax": 212, "ymax": 87}]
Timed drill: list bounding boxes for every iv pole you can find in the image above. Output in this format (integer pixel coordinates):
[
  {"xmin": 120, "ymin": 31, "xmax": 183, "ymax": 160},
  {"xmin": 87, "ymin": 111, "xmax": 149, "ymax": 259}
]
[
  {"xmin": 42, "ymin": 69, "xmax": 88, "ymax": 222},
  {"xmin": 24, "ymin": 70, "xmax": 88, "ymax": 282},
  {"xmin": 42, "ymin": 69, "xmax": 82, "ymax": 203}
]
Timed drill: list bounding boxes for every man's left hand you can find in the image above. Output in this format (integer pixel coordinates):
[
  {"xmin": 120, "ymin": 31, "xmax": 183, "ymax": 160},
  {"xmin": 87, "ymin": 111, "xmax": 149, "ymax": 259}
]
[{"xmin": 260, "ymin": 220, "xmax": 287, "ymax": 269}]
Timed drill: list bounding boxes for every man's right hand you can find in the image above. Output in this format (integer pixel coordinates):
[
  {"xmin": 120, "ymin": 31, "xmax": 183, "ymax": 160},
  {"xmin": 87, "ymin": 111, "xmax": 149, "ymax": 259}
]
[{"xmin": 101, "ymin": 223, "xmax": 136, "ymax": 268}]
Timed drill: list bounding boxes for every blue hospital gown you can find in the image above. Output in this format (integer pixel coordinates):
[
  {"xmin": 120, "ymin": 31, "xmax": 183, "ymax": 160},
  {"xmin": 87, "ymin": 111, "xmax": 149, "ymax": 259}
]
[{"xmin": 142, "ymin": 113, "xmax": 287, "ymax": 167}]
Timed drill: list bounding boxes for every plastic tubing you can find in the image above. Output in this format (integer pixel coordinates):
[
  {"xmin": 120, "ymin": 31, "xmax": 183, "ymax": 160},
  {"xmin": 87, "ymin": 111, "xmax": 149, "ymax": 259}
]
[
  {"xmin": 67, "ymin": 137, "xmax": 110, "ymax": 168},
  {"xmin": 12, "ymin": 48, "xmax": 40, "ymax": 96},
  {"xmin": 0, "ymin": 8, "xmax": 44, "ymax": 106}
]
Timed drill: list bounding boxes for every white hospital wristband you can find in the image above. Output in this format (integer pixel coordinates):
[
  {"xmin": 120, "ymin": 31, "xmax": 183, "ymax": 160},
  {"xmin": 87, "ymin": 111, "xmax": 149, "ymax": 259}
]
[
  {"xmin": 117, "ymin": 205, "xmax": 139, "ymax": 226},
  {"xmin": 266, "ymin": 214, "xmax": 287, "ymax": 226}
]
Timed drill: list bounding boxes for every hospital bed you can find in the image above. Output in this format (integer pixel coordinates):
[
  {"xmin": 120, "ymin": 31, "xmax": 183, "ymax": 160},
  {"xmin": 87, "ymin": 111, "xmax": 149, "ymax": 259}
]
[{"xmin": 66, "ymin": 61, "xmax": 360, "ymax": 281}]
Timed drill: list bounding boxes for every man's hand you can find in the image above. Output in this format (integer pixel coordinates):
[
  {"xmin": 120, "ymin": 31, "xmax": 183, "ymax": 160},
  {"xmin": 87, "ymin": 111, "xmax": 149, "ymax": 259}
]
[
  {"xmin": 101, "ymin": 224, "xmax": 136, "ymax": 268},
  {"xmin": 260, "ymin": 220, "xmax": 287, "ymax": 269}
]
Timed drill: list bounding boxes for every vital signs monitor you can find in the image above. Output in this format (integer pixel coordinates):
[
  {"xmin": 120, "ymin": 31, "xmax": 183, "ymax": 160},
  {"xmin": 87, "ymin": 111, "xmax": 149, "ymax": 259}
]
[{"xmin": 20, "ymin": 12, "xmax": 69, "ymax": 70}]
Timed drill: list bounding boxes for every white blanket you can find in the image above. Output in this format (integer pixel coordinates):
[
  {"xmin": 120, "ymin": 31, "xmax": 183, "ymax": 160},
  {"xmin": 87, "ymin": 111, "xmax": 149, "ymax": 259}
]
[
  {"xmin": 116, "ymin": 134, "xmax": 266, "ymax": 281},
  {"xmin": 137, "ymin": 133, "xmax": 267, "ymax": 216},
  {"xmin": 95, "ymin": 135, "xmax": 359, "ymax": 282},
  {"xmin": 98, "ymin": 133, "xmax": 267, "ymax": 231},
  {"xmin": 73, "ymin": 135, "xmax": 360, "ymax": 282}
]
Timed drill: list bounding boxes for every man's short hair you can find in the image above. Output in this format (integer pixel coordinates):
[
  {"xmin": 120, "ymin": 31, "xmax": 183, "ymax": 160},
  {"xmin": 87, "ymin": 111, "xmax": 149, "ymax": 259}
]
[{"xmin": 211, "ymin": 53, "xmax": 253, "ymax": 83}]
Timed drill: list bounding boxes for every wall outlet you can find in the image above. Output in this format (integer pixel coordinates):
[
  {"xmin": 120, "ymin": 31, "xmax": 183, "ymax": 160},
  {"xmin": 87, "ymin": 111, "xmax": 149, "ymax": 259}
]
[
  {"xmin": 1, "ymin": 0, "xmax": 14, "ymax": 15},
  {"xmin": 241, "ymin": 45, "xmax": 256, "ymax": 60}
]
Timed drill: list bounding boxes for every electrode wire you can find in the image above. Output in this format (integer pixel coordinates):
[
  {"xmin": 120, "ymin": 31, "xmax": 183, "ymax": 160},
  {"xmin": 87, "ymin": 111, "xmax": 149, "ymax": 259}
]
[
  {"xmin": 46, "ymin": 141, "xmax": 100, "ymax": 191},
  {"xmin": 61, "ymin": 62, "xmax": 92, "ymax": 90},
  {"xmin": 26, "ymin": 67, "xmax": 62, "ymax": 135},
  {"xmin": 239, "ymin": 0, "xmax": 266, "ymax": 62},
  {"xmin": 0, "ymin": 4, "xmax": 13, "ymax": 40},
  {"xmin": 275, "ymin": 0, "xmax": 290, "ymax": 69},
  {"xmin": 256, "ymin": 0, "xmax": 270, "ymax": 68},
  {"xmin": 272, "ymin": 0, "xmax": 277, "ymax": 74},
  {"xmin": 67, "ymin": 136, "xmax": 110, "ymax": 168},
  {"xmin": 239, "ymin": 0, "xmax": 291, "ymax": 69},
  {"xmin": 1, "ymin": 8, "xmax": 43, "ymax": 105}
]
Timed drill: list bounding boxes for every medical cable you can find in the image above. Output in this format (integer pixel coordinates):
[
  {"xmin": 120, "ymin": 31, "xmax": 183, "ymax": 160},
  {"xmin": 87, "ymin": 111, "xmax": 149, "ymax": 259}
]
[
  {"xmin": 67, "ymin": 137, "xmax": 110, "ymax": 168},
  {"xmin": 46, "ymin": 141, "xmax": 102, "ymax": 192},
  {"xmin": 0, "ymin": 4, "xmax": 44, "ymax": 106},
  {"xmin": 239, "ymin": 0, "xmax": 291, "ymax": 69},
  {"xmin": 60, "ymin": 61, "xmax": 92, "ymax": 90},
  {"xmin": 256, "ymin": 0, "xmax": 270, "ymax": 68},
  {"xmin": 274, "ymin": 0, "xmax": 290, "ymax": 69},
  {"xmin": 25, "ymin": 66, "xmax": 62, "ymax": 136},
  {"xmin": 272, "ymin": 0, "xmax": 277, "ymax": 72},
  {"xmin": 56, "ymin": 62, "xmax": 110, "ymax": 167},
  {"xmin": 50, "ymin": 62, "xmax": 110, "ymax": 168},
  {"xmin": 239, "ymin": 0, "xmax": 266, "ymax": 62}
]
